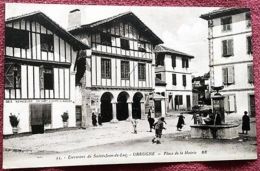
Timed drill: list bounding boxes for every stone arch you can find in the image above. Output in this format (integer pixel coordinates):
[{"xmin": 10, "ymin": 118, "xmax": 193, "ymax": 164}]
[
  {"xmin": 100, "ymin": 92, "xmax": 114, "ymax": 122},
  {"xmin": 132, "ymin": 92, "xmax": 144, "ymax": 119},
  {"xmin": 116, "ymin": 91, "xmax": 130, "ymax": 121}
]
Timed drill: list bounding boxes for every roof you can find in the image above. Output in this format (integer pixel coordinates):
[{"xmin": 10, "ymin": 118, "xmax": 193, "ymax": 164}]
[
  {"xmin": 200, "ymin": 8, "xmax": 250, "ymax": 20},
  {"xmin": 154, "ymin": 45, "xmax": 194, "ymax": 58},
  {"xmin": 69, "ymin": 11, "xmax": 163, "ymax": 45},
  {"xmin": 6, "ymin": 11, "xmax": 90, "ymax": 50},
  {"xmin": 155, "ymin": 78, "xmax": 167, "ymax": 86}
]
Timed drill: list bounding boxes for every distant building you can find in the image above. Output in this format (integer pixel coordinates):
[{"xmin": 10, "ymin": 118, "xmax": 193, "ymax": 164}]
[
  {"xmin": 154, "ymin": 45, "xmax": 194, "ymax": 112},
  {"xmin": 201, "ymin": 8, "xmax": 254, "ymax": 117},
  {"xmin": 69, "ymin": 10, "xmax": 163, "ymax": 126},
  {"xmin": 4, "ymin": 12, "xmax": 89, "ymax": 135}
]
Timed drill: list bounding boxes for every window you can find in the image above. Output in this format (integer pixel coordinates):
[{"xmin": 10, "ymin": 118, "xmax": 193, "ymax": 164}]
[
  {"xmin": 248, "ymin": 65, "xmax": 254, "ymax": 84},
  {"xmin": 224, "ymin": 95, "xmax": 236, "ymax": 113},
  {"xmin": 182, "ymin": 58, "xmax": 189, "ymax": 68},
  {"xmin": 40, "ymin": 34, "xmax": 54, "ymax": 52},
  {"xmin": 171, "ymin": 56, "xmax": 176, "ymax": 68},
  {"xmin": 156, "ymin": 74, "xmax": 161, "ymax": 80},
  {"xmin": 222, "ymin": 66, "xmax": 235, "ymax": 85},
  {"xmin": 222, "ymin": 39, "xmax": 234, "ymax": 57},
  {"xmin": 6, "ymin": 27, "xmax": 29, "ymax": 49},
  {"xmin": 120, "ymin": 38, "xmax": 130, "ymax": 50},
  {"xmin": 40, "ymin": 66, "xmax": 54, "ymax": 90},
  {"xmin": 138, "ymin": 41, "xmax": 146, "ymax": 52},
  {"xmin": 138, "ymin": 63, "xmax": 146, "ymax": 80},
  {"xmin": 156, "ymin": 53, "xmax": 165, "ymax": 66},
  {"xmin": 182, "ymin": 75, "xmax": 187, "ymax": 87},
  {"xmin": 101, "ymin": 33, "xmax": 112, "ymax": 46},
  {"xmin": 5, "ymin": 62, "xmax": 21, "ymax": 89},
  {"xmin": 221, "ymin": 16, "xmax": 232, "ymax": 31},
  {"xmin": 121, "ymin": 61, "xmax": 130, "ymax": 80},
  {"xmin": 247, "ymin": 36, "xmax": 252, "ymax": 54},
  {"xmin": 101, "ymin": 58, "xmax": 111, "ymax": 79},
  {"xmin": 246, "ymin": 12, "xmax": 251, "ymax": 28},
  {"xmin": 172, "ymin": 74, "xmax": 177, "ymax": 85}
]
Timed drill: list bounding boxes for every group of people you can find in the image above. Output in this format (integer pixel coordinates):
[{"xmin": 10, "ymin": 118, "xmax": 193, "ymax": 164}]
[{"xmin": 92, "ymin": 112, "xmax": 102, "ymax": 126}]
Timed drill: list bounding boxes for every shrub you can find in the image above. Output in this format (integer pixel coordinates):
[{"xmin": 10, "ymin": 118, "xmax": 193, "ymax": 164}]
[
  {"xmin": 61, "ymin": 112, "xmax": 69, "ymax": 122},
  {"xmin": 9, "ymin": 113, "xmax": 19, "ymax": 127}
]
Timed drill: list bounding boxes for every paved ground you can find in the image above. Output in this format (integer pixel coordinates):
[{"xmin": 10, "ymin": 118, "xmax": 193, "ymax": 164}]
[{"xmin": 3, "ymin": 113, "xmax": 257, "ymax": 169}]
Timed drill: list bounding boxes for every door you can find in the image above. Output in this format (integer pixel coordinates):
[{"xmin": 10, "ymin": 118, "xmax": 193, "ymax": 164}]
[
  {"xmin": 249, "ymin": 95, "xmax": 255, "ymax": 117},
  {"xmin": 154, "ymin": 100, "xmax": 162, "ymax": 118},
  {"xmin": 186, "ymin": 95, "xmax": 191, "ymax": 111},
  {"xmin": 76, "ymin": 106, "xmax": 82, "ymax": 127}
]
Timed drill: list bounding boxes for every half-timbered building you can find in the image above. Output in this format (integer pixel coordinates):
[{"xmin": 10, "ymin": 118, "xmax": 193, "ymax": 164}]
[
  {"xmin": 69, "ymin": 10, "xmax": 163, "ymax": 126},
  {"xmin": 4, "ymin": 11, "xmax": 89, "ymax": 135}
]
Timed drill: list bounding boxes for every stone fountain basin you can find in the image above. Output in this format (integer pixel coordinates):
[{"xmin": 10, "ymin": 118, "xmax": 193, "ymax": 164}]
[{"xmin": 190, "ymin": 123, "xmax": 240, "ymax": 139}]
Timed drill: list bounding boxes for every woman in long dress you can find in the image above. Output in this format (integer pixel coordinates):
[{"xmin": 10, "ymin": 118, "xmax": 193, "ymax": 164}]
[{"xmin": 177, "ymin": 114, "xmax": 185, "ymax": 131}]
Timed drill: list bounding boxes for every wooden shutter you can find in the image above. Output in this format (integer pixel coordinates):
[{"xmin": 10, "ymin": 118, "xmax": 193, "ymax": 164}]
[
  {"xmin": 43, "ymin": 104, "xmax": 52, "ymax": 124},
  {"xmin": 227, "ymin": 39, "xmax": 233, "ymax": 56},
  {"xmin": 248, "ymin": 65, "xmax": 253, "ymax": 83},
  {"xmin": 222, "ymin": 40, "xmax": 227, "ymax": 57},
  {"xmin": 30, "ymin": 104, "xmax": 43, "ymax": 125},
  {"xmin": 229, "ymin": 95, "xmax": 235, "ymax": 112},
  {"xmin": 228, "ymin": 66, "xmax": 234, "ymax": 84},
  {"xmin": 224, "ymin": 96, "xmax": 229, "ymax": 112},
  {"xmin": 247, "ymin": 36, "xmax": 252, "ymax": 54},
  {"xmin": 186, "ymin": 59, "xmax": 189, "ymax": 68},
  {"xmin": 222, "ymin": 67, "xmax": 228, "ymax": 85},
  {"xmin": 172, "ymin": 56, "xmax": 176, "ymax": 68},
  {"xmin": 182, "ymin": 59, "xmax": 185, "ymax": 68},
  {"xmin": 39, "ymin": 65, "xmax": 44, "ymax": 89},
  {"xmin": 172, "ymin": 74, "xmax": 176, "ymax": 85},
  {"xmin": 183, "ymin": 75, "xmax": 186, "ymax": 87},
  {"xmin": 5, "ymin": 62, "xmax": 14, "ymax": 88}
]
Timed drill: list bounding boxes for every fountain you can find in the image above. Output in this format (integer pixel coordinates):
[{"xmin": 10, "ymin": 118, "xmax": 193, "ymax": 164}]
[{"xmin": 190, "ymin": 86, "xmax": 239, "ymax": 139}]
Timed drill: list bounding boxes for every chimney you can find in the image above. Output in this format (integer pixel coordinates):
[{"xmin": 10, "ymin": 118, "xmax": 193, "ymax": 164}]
[{"xmin": 68, "ymin": 9, "xmax": 81, "ymax": 29}]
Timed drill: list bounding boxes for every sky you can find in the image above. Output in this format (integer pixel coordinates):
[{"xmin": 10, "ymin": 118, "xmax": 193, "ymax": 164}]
[{"xmin": 6, "ymin": 3, "xmax": 219, "ymax": 76}]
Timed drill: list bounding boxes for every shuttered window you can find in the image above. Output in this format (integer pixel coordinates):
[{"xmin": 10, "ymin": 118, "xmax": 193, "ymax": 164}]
[
  {"xmin": 40, "ymin": 66, "xmax": 54, "ymax": 90},
  {"xmin": 138, "ymin": 63, "xmax": 146, "ymax": 80},
  {"xmin": 222, "ymin": 66, "xmax": 235, "ymax": 85},
  {"xmin": 171, "ymin": 56, "xmax": 176, "ymax": 68},
  {"xmin": 40, "ymin": 34, "xmax": 54, "ymax": 52},
  {"xmin": 172, "ymin": 74, "xmax": 177, "ymax": 85},
  {"xmin": 5, "ymin": 62, "xmax": 21, "ymax": 89},
  {"xmin": 182, "ymin": 58, "xmax": 189, "ymax": 68},
  {"xmin": 121, "ymin": 61, "xmax": 130, "ymax": 80},
  {"xmin": 248, "ymin": 65, "xmax": 254, "ymax": 84},
  {"xmin": 182, "ymin": 75, "xmax": 187, "ymax": 87},
  {"xmin": 6, "ymin": 27, "xmax": 29, "ymax": 49},
  {"xmin": 101, "ymin": 58, "xmax": 111, "ymax": 79},
  {"xmin": 221, "ymin": 16, "xmax": 232, "ymax": 31},
  {"xmin": 30, "ymin": 104, "xmax": 52, "ymax": 125},
  {"xmin": 224, "ymin": 95, "xmax": 236, "ymax": 113},
  {"xmin": 222, "ymin": 39, "xmax": 234, "ymax": 57},
  {"xmin": 247, "ymin": 36, "xmax": 252, "ymax": 54}
]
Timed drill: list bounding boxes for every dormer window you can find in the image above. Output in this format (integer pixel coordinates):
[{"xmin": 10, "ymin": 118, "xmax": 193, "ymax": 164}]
[
  {"xmin": 101, "ymin": 33, "xmax": 112, "ymax": 46},
  {"xmin": 221, "ymin": 16, "xmax": 232, "ymax": 31},
  {"xmin": 6, "ymin": 27, "xmax": 29, "ymax": 49},
  {"xmin": 120, "ymin": 38, "xmax": 130, "ymax": 50},
  {"xmin": 40, "ymin": 34, "xmax": 54, "ymax": 52}
]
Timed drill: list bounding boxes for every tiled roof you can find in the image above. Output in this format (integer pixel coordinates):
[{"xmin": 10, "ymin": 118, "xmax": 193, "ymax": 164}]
[
  {"xmin": 200, "ymin": 8, "xmax": 250, "ymax": 20},
  {"xmin": 154, "ymin": 45, "xmax": 194, "ymax": 58},
  {"xmin": 69, "ymin": 11, "xmax": 163, "ymax": 45},
  {"xmin": 155, "ymin": 78, "xmax": 167, "ymax": 86},
  {"xmin": 6, "ymin": 11, "xmax": 90, "ymax": 50}
]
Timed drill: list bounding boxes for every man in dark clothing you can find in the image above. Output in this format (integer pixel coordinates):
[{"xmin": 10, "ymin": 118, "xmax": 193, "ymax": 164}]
[
  {"xmin": 98, "ymin": 113, "xmax": 102, "ymax": 126},
  {"xmin": 92, "ymin": 112, "xmax": 97, "ymax": 126},
  {"xmin": 147, "ymin": 109, "xmax": 155, "ymax": 132},
  {"xmin": 152, "ymin": 117, "xmax": 166, "ymax": 144},
  {"xmin": 177, "ymin": 114, "xmax": 185, "ymax": 131},
  {"xmin": 242, "ymin": 111, "xmax": 250, "ymax": 134}
]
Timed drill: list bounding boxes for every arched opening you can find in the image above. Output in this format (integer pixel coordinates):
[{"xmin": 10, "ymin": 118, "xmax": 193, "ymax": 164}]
[
  {"xmin": 100, "ymin": 92, "xmax": 113, "ymax": 122},
  {"xmin": 132, "ymin": 92, "xmax": 143, "ymax": 119},
  {"xmin": 116, "ymin": 91, "xmax": 129, "ymax": 121}
]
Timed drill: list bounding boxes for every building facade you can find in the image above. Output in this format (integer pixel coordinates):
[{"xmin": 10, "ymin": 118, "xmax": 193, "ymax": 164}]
[
  {"xmin": 69, "ymin": 10, "xmax": 163, "ymax": 126},
  {"xmin": 201, "ymin": 8, "xmax": 255, "ymax": 117},
  {"xmin": 4, "ymin": 12, "xmax": 89, "ymax": 135},
  {"xmin": 154, "ymin": 45, "xmax": 194, "ymax": 112}
]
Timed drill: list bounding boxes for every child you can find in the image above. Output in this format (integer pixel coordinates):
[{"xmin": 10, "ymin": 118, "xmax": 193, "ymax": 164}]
[
  {"xmin": 177, "ymin": 114, "xmax": 185, "ymax": 131},
  {"xmin": 152, "ymin": 117, "xmax": 166, "ymax": 144},
  {"xmin": 92, "ymin": 112, "xmax": 97, "ymax": 126}
]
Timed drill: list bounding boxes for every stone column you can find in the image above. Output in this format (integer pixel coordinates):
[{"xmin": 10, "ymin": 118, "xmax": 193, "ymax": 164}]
[
  {"xmin": 127, "ymin": 101, "xmax": 133, "ymax": 120},
  {"xmin": 111, "ymin": 101, "xmax": 118, "ymax": 122},
  {"xmin": 161, "ymin": 99, "xmax": 166, "ymax": 117},
  {"xmin": 140, "ymin": 100, "xmax": 146, "ymax": 120}
]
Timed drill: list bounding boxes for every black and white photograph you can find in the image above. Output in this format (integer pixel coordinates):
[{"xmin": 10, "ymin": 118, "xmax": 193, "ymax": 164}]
[{"xmin": 3, "ymin": 3, "xmax": 257, "ymax": 169}]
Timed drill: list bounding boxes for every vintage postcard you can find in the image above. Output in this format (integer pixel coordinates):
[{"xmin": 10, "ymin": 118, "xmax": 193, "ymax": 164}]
[{"xmin": 3, "ymin": 3, "xmax": 257, "ymax": 169}]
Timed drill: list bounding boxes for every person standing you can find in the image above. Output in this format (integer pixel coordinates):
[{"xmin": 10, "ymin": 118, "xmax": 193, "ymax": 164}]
[
  {"xmin": 98, "ymin": 113, "xmax": 102, "ymax": 126},
  {"xmin": 177, "ymin": 114, "xmax": 185, "ymax": 131},
  {"xmin": 131, "ymin": 119, "xmax": 138, "ymax": 134},
  {"xmin": 152, "ymin": 117, "xmax": 166, "ymax": 144},
  {"xmin": 242, "ymin": 111, "xmax": 250, "ymax": 134},
  {"xmin": 92, "ymin": 112, "xmax": 97, "ymax": 126},
  {"xmin": 147, "ymin": 109, "xmax": 155, "ymax": 132}
]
